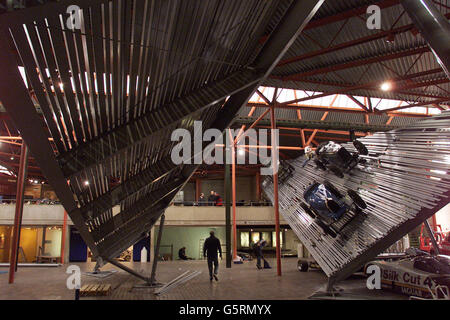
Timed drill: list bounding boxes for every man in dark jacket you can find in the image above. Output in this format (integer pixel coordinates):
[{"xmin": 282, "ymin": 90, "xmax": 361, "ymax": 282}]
[
  {"xmin": 255, "ymin": 239, "xmax": 269, "ymax": 269},
  {"xmin": 203, "ymin": 231, "xmax": 222, "ymax": 281}
]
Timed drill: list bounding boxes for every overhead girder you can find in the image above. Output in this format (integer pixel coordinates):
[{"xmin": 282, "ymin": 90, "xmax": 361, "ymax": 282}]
[
  {"xmin": 272, "ymin": 68, "xmax": 450, "ymax": 107},
  {"xmin": 281, "ymin": 46, "xmax": 431, "ymax": 81},
  {"xmin": 277, "ymin": 11, "xmax": 450, "ymax": 68},
  {"xmin": 233, "ymin": 116, "xmax": 402, "ymax": 132}
]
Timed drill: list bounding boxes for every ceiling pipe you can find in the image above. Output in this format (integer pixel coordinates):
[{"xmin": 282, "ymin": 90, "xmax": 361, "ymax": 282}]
[{"xmin": 402, "ymin": 0, "xmax": 450, "ymax": 79}]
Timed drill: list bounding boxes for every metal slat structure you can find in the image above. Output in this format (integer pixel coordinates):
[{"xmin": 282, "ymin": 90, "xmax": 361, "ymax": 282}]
[
  {"xmin": 0, "ymin": 0, "xmax": 325, "ymax": 271},
  {"xmin": 263, "ymin": 111, "xmax": 450, "ymax": 289}
]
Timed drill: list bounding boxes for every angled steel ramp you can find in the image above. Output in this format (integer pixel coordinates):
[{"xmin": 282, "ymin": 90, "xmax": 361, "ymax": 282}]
[
  {"xmin": 263, "ymin": 111, "xmax": 450, "ymax": 288},
  {"xmin": 0, "ymin": 0, "xmax": 324, "ymax": 273}
]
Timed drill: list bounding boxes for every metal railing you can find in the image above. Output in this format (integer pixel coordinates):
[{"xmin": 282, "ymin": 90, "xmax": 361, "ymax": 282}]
[{"xmin": 171, "ymin": 200, "xmax": 273, "ymax": 207}]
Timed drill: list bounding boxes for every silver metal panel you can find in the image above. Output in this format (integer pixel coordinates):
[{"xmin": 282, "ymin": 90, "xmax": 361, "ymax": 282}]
[{"xmin": 263, "ymin": 111, "xmax": 450, "ymax": 283}]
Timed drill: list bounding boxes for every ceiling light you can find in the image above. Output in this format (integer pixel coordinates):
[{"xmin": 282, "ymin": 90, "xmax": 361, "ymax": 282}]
[
  {"xmin": 10, "ymin": 157, "xmax": 14, "ymax": 160},
  {"xmin": 380, "ymin": 82, "xmax": 392, "ymax": 91},
  {"xmin": 34, "ymin": 180, "xmax": 38, "ymax": 184},
  {"xmin": 386, "ymin": 33, "xmax": 395, "ymax": 43},
  {"xmin": 84, "ymin": 180, "xmax": 89, "ymax": 186},
  {"xmin": 237, "ymin": 148, "xmax": 246, "ymax": 156}
]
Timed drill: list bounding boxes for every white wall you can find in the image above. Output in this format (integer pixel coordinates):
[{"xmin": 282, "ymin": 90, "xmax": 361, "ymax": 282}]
[
  {"xmin": 0, "ymin": 204, "xmax": 70, "ymax": 225},
  {"xmin": 436, "ymin": 203, "xmax": 450, "ymax": 232},
  {"xmin": 161, "ymin": 205, "xmax": 286, "ymax": 226}
]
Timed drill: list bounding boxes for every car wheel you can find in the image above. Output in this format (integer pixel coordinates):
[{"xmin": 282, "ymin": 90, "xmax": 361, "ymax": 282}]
[
  {"xmin": 316, "ymin": 219, "xmax": 338, "ymax": 238},
  {"xmin": 301, "ymin": 202, "xmax": 316, "ymax": 218},
  {"xmin": 354, "ymin": 206, "xmax": 363, "ymax": 215},
  {"xmin": 298, "ymin": 260, "xmax": 309, "ymax": 272},
  {"xmin": 324, "ymin": 180, "xmax": 343, "ymax": 198},
  {"xmin": 314, "ymin": 159, "xmax": 326, "ymax": 171},
  {"xmin": 329, "ymin": 165, "xmax": 344, "ymax": 178},
  {"xmin": 347, "ymin": 189, "xmax": 367, "ymax": 209},
  {"xmin": 353, "ymin": 140, "xmax": 369, "ymax": 155}
]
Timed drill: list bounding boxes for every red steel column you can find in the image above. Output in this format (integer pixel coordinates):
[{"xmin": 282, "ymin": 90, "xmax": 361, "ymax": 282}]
[
  {"xmin": 231, "ymin": 141, "xmax": 237, "ymax": 261},
  {"xmin": 9, "ymin": 142, "xmax": 29, "ymax": 284},
  {"xmin": 195, "ymin": 178, "xmax": 201, "ymax": 201},
  {"xmin": 255, "ymin": 171, "xmax": 261, "ymax": 201},
  {"xmin": 60, "ymin": 210, "xmax": 68, "ymax": 264},
  {"xmin": 270, "ymin": 107, "xmax": 282, "ymax": 276}
]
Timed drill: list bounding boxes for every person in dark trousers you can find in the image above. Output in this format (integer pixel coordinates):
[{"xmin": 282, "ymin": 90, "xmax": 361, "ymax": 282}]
[
  {"xmin": 207, "ymin": 190, "xmax": 216, "ymax": 206},
  {"xmin": 203, "ymin": 231, "xmax": 222, "ymax": 281},
  {"xmin": 254, "ymin": 239, "xmax": 270, "ymax": 269}
]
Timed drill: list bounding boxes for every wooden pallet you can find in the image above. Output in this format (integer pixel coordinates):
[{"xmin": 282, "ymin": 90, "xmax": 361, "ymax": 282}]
[{"xmin": 80, "ymin": 284, "xmax": 112, "ymax": 297}]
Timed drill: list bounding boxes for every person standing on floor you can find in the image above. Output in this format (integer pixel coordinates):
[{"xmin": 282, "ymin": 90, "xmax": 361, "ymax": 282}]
[
  {"xmin": 255, "ymin": 239, "xmax": 270, "ymax": 269},
  {"xmin": 203, "ymin": 231, "xmax": 222, "ymax": 282}
]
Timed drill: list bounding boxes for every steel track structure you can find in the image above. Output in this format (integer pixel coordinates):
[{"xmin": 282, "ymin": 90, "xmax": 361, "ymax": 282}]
[
  {"xmin": 0, "ymin": 0, "xmax": 324, "ymax": 269},
  {"xmin": 263, "ymin": 111, "xmax": 450, "ymax": 289}
]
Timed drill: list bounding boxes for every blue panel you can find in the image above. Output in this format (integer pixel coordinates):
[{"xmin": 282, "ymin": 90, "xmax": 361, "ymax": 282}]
[
  {"xmin": 133, "ymin": 236, "xmax": 150, "ymax": 262},
  {"xmin": 69, "ymin": 226, "xmax": 87, "ymax": 262}
]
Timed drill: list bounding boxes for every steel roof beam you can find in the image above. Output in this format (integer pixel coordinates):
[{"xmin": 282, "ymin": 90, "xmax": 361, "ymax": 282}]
[
  {"xmin": 282, "ymin": 46, "xmax": 430, "ymax": 81},
  {"xmin": 276, "ymin": 68, "xmax": 449, "ymax": 106},
  {"xmin": 233, "ymin": 116, "xmax": 401, "ymax": 132},
  {"xmin": 247, "ymin": 102, "xmax": 431, "ymax": 118},
  {"xmin": 278, "ymin": 12, "xmax": 450, "ymax": 68},
  {"xmin": 305, "ymin": 0, "xmax": 400, "ymax": 30}
]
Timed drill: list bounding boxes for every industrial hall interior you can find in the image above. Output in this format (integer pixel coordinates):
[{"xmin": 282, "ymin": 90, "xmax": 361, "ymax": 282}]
[{"xmin": 0, "ymin": 0, "xmax": 450, "ymax": 304}]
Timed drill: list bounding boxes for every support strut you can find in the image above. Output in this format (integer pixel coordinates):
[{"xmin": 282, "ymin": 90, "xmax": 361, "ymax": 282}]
[
  {"xmin": 9, "ymin": 142, "xmax": 28, "ymax": 283},
  {"xmin": 424, "ymin": 220, "xmax": 440, "ymax": 255},
  {"xmin": 149, "ymin": 214, "xmax": 166, "ymax": 286}
]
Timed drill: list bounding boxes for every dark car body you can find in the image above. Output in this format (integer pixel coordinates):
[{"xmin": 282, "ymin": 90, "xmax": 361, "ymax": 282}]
[
  {"xmin": 303, "ymin": 182, "xmax": 347, "ymax": 221},
  {"xmin": 316, "ymin": 141, "xmax": 357, "ymax": 169},
  {"xmin": 313, "ymin": 140, "xmax": 368, "ymax": 177},
  {"xmin": 301, "ymin": 181, "xmax": 366, "ymax": 238}
]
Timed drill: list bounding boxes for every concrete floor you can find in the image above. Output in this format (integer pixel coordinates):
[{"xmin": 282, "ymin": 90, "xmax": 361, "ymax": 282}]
[{"xmin": 0, "ymin": 258, "xmax": 406, "ymax": 300}]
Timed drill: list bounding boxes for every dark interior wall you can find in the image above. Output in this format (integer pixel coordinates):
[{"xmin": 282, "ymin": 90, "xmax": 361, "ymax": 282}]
[{"xmin": 183, "ymin": 182, "xmax": 195, "ymax": 201}]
